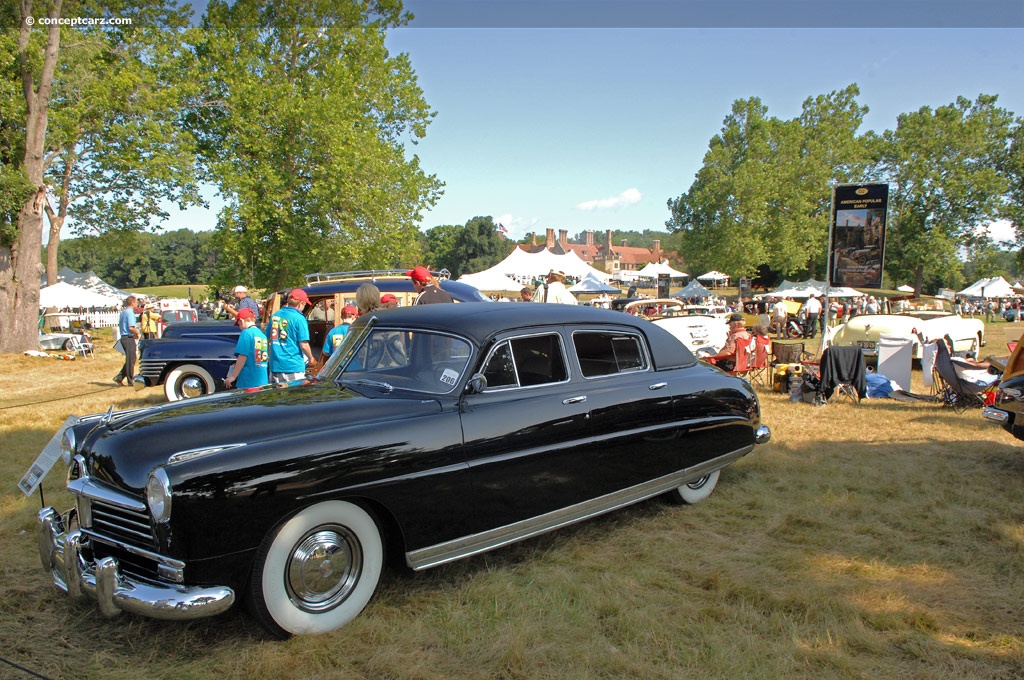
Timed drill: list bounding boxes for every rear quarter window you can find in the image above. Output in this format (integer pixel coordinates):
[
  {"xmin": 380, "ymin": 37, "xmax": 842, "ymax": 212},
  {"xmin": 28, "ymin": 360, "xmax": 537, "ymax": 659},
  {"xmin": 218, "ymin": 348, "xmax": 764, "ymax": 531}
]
[{"xmin": 572, "ymin": 331, "xmax": 648, "ymax": 378}]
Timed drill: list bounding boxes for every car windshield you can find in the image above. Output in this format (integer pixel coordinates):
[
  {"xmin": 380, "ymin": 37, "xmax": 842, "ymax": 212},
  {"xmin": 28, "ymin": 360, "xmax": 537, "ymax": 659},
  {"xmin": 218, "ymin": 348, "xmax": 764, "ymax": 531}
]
[{"xmin": 319, "ymin": 322, "xmax": 473, "ymax": 396}]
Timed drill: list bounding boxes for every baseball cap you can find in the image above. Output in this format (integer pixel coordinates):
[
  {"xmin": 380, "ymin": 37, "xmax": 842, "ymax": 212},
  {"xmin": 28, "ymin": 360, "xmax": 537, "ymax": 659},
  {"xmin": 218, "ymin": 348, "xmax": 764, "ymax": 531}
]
[
  {"xmin": 380, "ymin": 293, "xmax": 398, "ymax": 304},
  {"xmin": 236, "ymin": 308, "xmax": 256, "ymax": 320},
  {"xmin": 405, "ymin": 266, "xmax": 431, "ymax": 283},
  {"xmin": 341, "ymin": 304, "xmax": 358, "ymax": 316},
  {"xmin": 728, "ymin": 313, "xmax": 745, "ymax": 324},
  {"xmin": 288, "ymin": 288, "xmax": 310, "ymax": 303},
  {"xmin": 233, "ymin": 285, "xmax": 247, "ymax": 294}
]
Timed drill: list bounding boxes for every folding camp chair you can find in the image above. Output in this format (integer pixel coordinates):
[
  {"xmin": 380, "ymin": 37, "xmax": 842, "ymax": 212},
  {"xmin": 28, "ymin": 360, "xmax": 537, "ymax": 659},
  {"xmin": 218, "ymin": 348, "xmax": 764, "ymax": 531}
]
[
  {"xmin": 66, "ymin": 334, "xmax": 94, "ymax": 359},
  {"xmin": 932, "ymin": 339, "xmax": 994, "ymax": 412},
  {"xmin": 747, "ymin": 334, "xmax": 771, "ymax": 388},
  {"xmin": 769, "ymin": 341, "xmax": 806, "ymax": 391},
  {"xmin": 815, "ymin": 345, "xmax": 866, "ymax": 405}
]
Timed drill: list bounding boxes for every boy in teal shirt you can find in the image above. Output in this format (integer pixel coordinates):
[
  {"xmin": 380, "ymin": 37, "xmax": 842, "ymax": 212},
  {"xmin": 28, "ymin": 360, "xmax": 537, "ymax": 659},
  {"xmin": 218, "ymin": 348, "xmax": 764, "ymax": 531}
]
[{"xmin": 225, "ymin": 308, "xmax": 269, "ymax": 389}]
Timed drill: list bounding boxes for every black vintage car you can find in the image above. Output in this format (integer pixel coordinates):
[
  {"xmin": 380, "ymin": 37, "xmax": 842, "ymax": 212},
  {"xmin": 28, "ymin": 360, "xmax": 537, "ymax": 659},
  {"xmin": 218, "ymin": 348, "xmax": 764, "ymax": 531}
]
[
  {"xmin": 38, "ymin": 303, "xmax": 771, "ymax": 637},
  {"xmin": 135, "ymin": 271, "xmax": 488, "ymax": 401}
]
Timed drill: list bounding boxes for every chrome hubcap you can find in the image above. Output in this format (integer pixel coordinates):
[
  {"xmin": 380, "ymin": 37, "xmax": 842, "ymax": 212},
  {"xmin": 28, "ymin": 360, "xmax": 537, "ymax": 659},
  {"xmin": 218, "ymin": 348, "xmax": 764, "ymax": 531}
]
[
  {"xmin": 180, "ymin": 376, "xmax": 206, "ymax": 399},
  {"xmin": 286, "ymin": 526, "xmax": 361, "ymax": 612}
]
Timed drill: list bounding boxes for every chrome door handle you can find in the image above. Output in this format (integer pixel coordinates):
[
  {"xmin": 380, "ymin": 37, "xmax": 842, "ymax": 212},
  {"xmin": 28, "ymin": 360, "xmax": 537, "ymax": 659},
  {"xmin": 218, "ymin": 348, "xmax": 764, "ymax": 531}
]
[
  {"xmin": 562, "ymin": 395, "xmax": 587, "ymax": 405},
  {"xmin": 649, "ymin": 382, "xmax": 668, "ymax": 390}
]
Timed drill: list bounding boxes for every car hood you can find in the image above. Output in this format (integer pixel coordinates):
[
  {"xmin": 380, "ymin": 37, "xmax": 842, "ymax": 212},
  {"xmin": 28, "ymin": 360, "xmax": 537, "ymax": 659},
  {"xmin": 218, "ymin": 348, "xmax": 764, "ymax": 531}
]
[{"xmin": 77, "ymin": 381, "xmax": 441, "ymax": 491}]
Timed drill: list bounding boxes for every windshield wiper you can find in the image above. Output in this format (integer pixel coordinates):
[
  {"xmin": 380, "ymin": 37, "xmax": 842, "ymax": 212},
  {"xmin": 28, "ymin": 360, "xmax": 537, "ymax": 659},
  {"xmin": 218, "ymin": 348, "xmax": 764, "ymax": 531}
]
[{"xmin": 341, "ymin": 378, "xmax": 394, "ymax": 393}]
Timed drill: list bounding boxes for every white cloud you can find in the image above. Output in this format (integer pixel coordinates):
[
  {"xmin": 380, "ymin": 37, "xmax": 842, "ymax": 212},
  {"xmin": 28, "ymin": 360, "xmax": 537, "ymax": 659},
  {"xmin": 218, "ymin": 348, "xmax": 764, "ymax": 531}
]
[
  {"xmin": 577, "ymin": 188, "xmax": 643, "ymax": 211},
  {"xmin": 983, "ymin": 219, "xmax": 1017, "ymax": 245}
]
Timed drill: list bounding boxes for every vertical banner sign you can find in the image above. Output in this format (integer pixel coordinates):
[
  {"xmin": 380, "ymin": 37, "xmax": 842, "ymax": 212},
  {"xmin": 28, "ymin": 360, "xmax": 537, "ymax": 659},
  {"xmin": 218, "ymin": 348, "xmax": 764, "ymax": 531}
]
[{"xmin": 828, "ymin": 183, "xmax": 888, "ymax": 289}]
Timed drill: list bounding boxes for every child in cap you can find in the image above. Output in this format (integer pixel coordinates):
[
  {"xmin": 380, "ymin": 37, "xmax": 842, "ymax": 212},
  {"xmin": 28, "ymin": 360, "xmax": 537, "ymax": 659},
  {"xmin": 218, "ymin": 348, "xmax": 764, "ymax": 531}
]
[{"xmin": 225, "ymin": 307, "xmax": 269, "ymax": 390}]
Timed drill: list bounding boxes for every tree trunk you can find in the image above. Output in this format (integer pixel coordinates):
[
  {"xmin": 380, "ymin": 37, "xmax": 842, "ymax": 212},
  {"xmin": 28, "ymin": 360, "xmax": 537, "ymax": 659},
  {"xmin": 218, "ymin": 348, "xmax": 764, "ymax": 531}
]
[
  {"xmin": 45, "ymin": 207, "xmax": 65, "ymax": 287},
  {"xmin": 0, "ymin": 0, "xmax": 62, "ymax": 353}
]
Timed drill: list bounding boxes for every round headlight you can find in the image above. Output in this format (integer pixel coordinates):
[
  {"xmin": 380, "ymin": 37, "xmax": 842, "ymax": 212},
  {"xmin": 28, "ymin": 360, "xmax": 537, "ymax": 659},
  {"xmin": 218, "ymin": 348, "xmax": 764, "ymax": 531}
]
[
  {"xmin": 147, "ymin": 468, "xmax": 172, "ymax": 523},
  {"xmin": 60, "ymin": 428, "xmax": 76, "ymax": 464}
]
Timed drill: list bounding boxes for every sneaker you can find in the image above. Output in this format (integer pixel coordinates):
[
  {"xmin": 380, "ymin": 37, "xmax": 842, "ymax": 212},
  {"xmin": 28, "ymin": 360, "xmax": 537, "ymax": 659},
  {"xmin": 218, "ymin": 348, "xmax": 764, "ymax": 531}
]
[{"xmin": 113, "ymin": 376, "xmax": 124, "ymax": 385}]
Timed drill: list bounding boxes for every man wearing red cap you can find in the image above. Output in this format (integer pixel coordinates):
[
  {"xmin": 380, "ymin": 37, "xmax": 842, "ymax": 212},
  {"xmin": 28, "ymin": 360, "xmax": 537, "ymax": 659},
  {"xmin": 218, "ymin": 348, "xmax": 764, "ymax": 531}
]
[
  {"xmin": 406, "ymin": 266, "xmax": 453, "ymax": 305},
  {"xmin": 267, "ymin": 288, "xmax": 314, "ymax": 384},
  {"xmin": 224, "ymin": 307, "xmax": 268, "ymax": 390}
]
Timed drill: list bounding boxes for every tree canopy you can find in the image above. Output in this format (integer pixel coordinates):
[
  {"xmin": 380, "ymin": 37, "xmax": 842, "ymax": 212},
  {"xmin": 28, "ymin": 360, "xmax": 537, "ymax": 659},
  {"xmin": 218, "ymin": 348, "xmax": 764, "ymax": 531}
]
[{"xmin": 190, "ymin": 0, "xmax": 441, "ymax": 290}]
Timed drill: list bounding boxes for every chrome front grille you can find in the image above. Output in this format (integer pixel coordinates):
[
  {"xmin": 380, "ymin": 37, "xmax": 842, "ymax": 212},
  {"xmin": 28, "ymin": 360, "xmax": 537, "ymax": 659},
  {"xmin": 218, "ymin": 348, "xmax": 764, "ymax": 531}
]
[
  {"xmin": 138, "ymin": 360, "xmax": 167, "ymax": 380},
  {"xmin": 89, "ymin": 499, "xmax": 157, "ymax": 550}
]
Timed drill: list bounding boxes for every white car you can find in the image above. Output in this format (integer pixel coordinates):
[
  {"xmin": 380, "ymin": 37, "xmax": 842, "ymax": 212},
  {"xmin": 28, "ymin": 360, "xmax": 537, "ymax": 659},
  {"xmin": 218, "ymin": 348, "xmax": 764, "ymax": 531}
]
[
  {"xmin": 830, "ymin": 310, "xmax": 985, "ymax": 358},
  {"xmin": 653, "ymin": 314, "xmax": 729, "ymax": 358}
]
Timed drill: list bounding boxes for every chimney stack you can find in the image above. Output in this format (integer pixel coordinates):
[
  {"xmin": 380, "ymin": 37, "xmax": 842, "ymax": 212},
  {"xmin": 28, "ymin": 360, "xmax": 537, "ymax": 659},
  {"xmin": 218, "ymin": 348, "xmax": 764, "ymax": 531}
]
[
  {"xmin": 653, "ymin": 239, "xmax": 661, "ymax": 261},
  {"xmin": 586, "ymin": 231, "xmax": 594, "ymax": 246},
  {"xmin": 559, "ymin": 229, "xmax": 568, "ymax": 247},
  {"xmin": 546, "ymin": 228, "xmax": 555, "ymax": 249}
]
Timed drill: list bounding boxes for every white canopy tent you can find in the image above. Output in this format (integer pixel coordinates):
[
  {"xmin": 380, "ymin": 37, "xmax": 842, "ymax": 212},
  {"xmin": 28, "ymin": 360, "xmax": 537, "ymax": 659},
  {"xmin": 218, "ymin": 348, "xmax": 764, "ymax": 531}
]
[
  {"xmin": 39, "ymin": 281, "xmax": 122, "ymax": 309},
  {"xmin": 43, "ymin": 267, "xmax": 131, "ymax": 302},
  {"xmin": 958, "ymin": 276, "xmax": 1015, "ymax": 298},
  {"xmin": 568, "ymin": 272, "xmax": 621, "ymax": 294},
  {"xmin": 457, "ymin": 270, "xmax": 525, "ymax": 293},
  {"xmin": 484, "ymin": 247, "xmax": 612, "ymax": 283},
  {"xmin": 697, "ymin": 270, "xmax": 730, "ymax": 283},
  {"xmin": 770, "ymin": 279, "xmax": 862, "ymax": 299},
  {"xmin": 896, "ymin": 284, "xmax": 915, "ymax": 293},
  {"xmin": 635, "ymin": 261, "xmax": 688, "ymax": 279}
]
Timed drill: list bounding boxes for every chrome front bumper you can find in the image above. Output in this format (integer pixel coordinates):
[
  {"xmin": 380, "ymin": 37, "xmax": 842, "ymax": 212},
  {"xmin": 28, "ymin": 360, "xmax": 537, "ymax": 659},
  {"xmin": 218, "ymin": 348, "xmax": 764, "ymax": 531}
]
[
  {"xmin": 37, "ymin": 507, "xmax": 235, "ymax": 620},
  {"xmin": 982, "ymin": 406, "xmax": 1010, "ymax": 424}
]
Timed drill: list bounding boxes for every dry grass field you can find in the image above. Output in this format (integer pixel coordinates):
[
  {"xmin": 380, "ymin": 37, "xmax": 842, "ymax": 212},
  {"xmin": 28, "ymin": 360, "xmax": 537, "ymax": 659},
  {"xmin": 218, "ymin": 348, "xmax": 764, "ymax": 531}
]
[{"xmin": 2, "ymin": 324, "xmax": 1024, "ymax": 679}]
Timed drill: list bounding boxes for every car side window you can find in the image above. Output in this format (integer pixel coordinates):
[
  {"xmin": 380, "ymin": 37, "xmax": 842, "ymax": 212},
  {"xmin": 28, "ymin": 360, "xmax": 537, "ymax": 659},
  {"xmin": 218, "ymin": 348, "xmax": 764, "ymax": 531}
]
[
  {"xmin": 482, "ymin": 334, "xmax": 568, "ymax": 389},
  {"xmin": 573, "ymin": 331, "xmax": 647, "ymax": 378}
]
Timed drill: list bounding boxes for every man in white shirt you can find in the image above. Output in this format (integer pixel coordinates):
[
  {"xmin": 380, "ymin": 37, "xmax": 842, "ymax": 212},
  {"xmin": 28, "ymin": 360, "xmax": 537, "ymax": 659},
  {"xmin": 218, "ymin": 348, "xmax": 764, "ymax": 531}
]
[
  {"xmin": 800, "ymin": 294, "xmax": 822, "ymax": 339},
  {"xmin": 771, "ymin": 297, "xmax": 788, "ymax": 337},
  {"xmin": 533, "ymin": 269, "xmax": 578, "ymax": 305}
]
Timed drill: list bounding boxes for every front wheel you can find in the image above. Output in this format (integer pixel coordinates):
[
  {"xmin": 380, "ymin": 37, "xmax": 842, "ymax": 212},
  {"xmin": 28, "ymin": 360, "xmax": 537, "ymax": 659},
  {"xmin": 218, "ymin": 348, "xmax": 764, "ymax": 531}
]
[
  {"xmin": 163, "ymin": 364, "xmax": 216, "ymax": 401},
  {"xmin": 248, "ymin": 501, "xmax": 384, "ymax": 638},
  {"xmin": 786, "ymin": 324, "xmax": 802, "ymax": 340},
  {"xmin": 667, "ymin": 470, "xmax": 721, "ymax": 505}
]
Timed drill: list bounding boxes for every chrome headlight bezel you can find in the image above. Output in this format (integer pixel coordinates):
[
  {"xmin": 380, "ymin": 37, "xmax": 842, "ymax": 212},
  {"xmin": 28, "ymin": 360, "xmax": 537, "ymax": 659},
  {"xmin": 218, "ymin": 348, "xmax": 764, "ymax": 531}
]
[
  {"xmin": 60, "ymin": 428, "xmax": 76, "ymax": 465},
  {"xmin": 147, "ymin": 468, "xmax": 172, "ymax": 524}
]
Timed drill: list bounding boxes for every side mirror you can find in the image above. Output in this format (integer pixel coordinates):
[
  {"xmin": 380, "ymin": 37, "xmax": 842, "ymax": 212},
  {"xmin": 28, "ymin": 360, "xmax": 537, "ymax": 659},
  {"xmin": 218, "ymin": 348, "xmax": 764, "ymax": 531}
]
[{"xmin": 466, "ymin": 373, "xmax": 488, "ymax": 394}]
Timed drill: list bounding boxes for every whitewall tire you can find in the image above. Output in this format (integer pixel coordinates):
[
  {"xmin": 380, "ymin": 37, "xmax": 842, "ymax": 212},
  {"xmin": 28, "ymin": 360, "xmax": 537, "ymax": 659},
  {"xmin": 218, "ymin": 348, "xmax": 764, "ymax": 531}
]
[
  {"xmin": 163, "ymin": 364, "xmax": 215, "ymax": 401},
  {"xmin": 668, "ymin": 470, "xmax": 721, "ymax": 505},
  {"xmin": 249, "ymin": 501, "xmax": 384, "ymax": 638}
]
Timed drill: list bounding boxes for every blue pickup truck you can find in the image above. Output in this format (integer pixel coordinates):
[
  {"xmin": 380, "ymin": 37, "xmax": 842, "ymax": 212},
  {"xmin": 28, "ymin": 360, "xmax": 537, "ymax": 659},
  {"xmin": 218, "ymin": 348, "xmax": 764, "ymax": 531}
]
[{"xmin": 135, "ymin": 271, "xmax": 489, "ymax": 401}]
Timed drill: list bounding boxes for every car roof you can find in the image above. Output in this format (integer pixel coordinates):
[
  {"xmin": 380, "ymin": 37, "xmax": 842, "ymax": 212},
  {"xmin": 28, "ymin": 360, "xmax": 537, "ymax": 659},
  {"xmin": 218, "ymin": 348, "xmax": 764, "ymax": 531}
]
[
  {"xmin": 354, "ymin": 303, "xmax": 696, "ymax": 370},
  {"xmin": 300, "ymin": 276, "xmax": 489, "ymax": 302}
]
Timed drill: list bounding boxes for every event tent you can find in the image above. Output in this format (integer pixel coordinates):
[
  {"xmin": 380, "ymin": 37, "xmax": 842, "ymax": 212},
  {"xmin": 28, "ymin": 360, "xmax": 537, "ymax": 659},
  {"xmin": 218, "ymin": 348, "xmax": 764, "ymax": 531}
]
[
  {"xmin": 457, "ymin": 270, "xmax": 524, "ymax": 293},
  {"xmin": 43, "ymin": 267, "xmax": 131, "ymax": 302},
  {"xmin": 697, "ymin": 271, "xmax": 730, "ymax": 284},
  {"xmin": 39, "ymin": 281, "xmax": 121, "ymax": 309},
  {"xmin": 958, "ymin": 276, "xmax": 1014, "ymax": 298},
  {"xmin": 671, "ymin": 280, "xmax": 713, "ymax": 299},
  {"xmin": 634, "ymin": 261, "xmax": 688, "ymax": 279},
  {"xmin": 481, "ymin": 247, "xmax": 612, "ymax": 283},
  {"xmin": 568, "ymin": 272, "xmax": 621, "ymax": 294},
  {"xmin": 896, "ymin": 284, "xmax": 915, "ymax": 293},
  {"xmin": 770, "ymin": 279, "xmax": 862, "ymax": 299}
]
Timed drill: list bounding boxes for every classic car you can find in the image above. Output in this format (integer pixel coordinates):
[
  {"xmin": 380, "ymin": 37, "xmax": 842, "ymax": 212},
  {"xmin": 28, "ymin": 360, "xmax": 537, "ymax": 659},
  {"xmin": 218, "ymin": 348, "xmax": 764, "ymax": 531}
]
[
  {"xmin": 38, "ymin": 330, "xmax": 94, "ymax": 352},
  {"xmin": 829, "ymin": 301, "xmax": 985, "ymax": 358},
  {"xmin": 135, "ymin": 270, "xmax": 489, "ymax": 401},
  {"xmin": 37, "ymin": 303, "xmax": 771, "ymax": 638},
  {"xmin": 652, "ymin": 313, "xmax": 728, "ymax": 358},
  {"xmin": 983, "ymin": 342, "xmax": 1024, "ymax": 440}
]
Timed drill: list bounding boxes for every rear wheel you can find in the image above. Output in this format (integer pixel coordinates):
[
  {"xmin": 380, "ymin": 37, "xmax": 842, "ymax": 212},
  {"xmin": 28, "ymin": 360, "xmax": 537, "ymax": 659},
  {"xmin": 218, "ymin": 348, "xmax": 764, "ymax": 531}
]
[
  {"xmin": 667, "ymin": 470, "xmax": 721, "ymax": 505},
  {"xmin": 248, "ymin": 501, "xmax": 384, "ymax": 638},
  {"xmin": 163, "ymin": 364, "xmax": 216, "ymax": 401}
]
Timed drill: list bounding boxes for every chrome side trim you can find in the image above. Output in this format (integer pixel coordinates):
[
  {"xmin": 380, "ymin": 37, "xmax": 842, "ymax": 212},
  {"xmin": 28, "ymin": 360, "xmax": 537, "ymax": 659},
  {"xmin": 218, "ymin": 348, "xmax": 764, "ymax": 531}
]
[
  {"xmin": 67, "ymin": 477, "xmax": 147, "ymax": 513},
  {"xmin": 406, "ymin": 445, "xmax": 755, "ymax": 571}
]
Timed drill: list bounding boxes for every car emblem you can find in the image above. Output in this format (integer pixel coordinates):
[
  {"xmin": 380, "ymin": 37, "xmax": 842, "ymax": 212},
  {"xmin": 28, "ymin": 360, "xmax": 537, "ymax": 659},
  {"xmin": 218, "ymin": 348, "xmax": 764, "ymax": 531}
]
[{"xmin": 865, "ymin": 324, "xmax": 871, "ymax": 332}]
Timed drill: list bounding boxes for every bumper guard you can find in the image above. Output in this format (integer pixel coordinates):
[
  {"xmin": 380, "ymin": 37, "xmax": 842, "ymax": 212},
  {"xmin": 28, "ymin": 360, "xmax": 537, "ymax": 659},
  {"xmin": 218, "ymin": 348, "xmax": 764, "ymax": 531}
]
[{"xmin": 37, "ymin": 507, "xmax": 235, "ymax": 621}]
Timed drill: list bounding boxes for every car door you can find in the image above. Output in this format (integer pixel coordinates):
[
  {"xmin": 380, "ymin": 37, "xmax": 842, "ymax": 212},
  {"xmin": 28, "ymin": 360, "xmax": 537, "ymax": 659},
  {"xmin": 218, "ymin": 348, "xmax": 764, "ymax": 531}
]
[
  {"xmin": 569, "ymin": 328, "xmax": 679, "ymax": 490},
  {"xmin": 459, "ymin": 330, "xmax": 594, "ymax": 533}
]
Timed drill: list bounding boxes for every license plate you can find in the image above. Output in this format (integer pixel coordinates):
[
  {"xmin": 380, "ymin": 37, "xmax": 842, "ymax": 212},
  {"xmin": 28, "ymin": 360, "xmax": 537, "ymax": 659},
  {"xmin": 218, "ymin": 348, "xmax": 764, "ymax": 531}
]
[{"xmin": 857, "ymin": 340, "xmax": 876, "ymax": 350}]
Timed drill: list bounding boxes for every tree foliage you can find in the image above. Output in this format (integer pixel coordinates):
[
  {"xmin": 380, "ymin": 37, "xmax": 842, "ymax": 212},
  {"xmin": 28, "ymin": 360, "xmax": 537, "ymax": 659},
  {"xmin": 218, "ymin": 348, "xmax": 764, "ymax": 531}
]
[
  {"xmin": 424, "ymin": 216, "xmax": 508, "ymax": 278},
  {"xmin": 56, "ymin": 228, "xmax": 219, "ymax": 288},
  {"xmin": 667, "ymin": 85, "xmax": 871, "ymax": 281},
  {"xmin": 190, "ymin": 0, "xmax": 442, "ymax": 290},
  {"xmin": 879, "ymin": 94, "xmax": 1014, "ymax": 291}
]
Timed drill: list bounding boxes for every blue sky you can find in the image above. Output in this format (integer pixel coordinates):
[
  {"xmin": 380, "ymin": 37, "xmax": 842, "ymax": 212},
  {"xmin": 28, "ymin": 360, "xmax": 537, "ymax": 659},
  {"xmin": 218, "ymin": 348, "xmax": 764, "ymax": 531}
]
[{"xmin": 153, "ymin": 2, "xmax": 1023, "ymax": 244}]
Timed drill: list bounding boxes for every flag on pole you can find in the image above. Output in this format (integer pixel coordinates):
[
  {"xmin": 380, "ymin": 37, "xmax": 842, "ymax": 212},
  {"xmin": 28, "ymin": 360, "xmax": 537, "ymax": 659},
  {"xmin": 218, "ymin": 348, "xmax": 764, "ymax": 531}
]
[{"xmin": 497, "ymin": 223, "xmax": 508, "ymax": 234}]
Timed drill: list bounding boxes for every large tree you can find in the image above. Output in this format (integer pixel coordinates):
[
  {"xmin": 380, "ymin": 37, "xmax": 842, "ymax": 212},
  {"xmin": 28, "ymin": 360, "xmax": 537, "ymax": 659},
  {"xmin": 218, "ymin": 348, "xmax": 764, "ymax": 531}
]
[
  {"xmin": 667, "ymin": 85, "xmax": 871, "ymax": 281},
  {"xmin": 40, "ymin": 0, "xmax": 202, "ymax": 287},
  {"xmin": 191, "ymin": 0, "xmax": 441, "ymax": 290},
  {"xmin": 0, "ymin": 0, "xmax": 61, "ymax": 354},
  {"xmin": 878, "ymin": 94, "xmax": 1014, "ymax": 292}
]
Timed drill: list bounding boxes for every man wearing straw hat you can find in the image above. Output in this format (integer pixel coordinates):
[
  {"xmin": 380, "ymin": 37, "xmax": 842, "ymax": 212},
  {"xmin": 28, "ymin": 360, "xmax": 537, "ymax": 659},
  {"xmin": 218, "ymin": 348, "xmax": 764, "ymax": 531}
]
[{"xmin": 534, "ymin": 269, "xmax": 578, "ymax": 305}]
